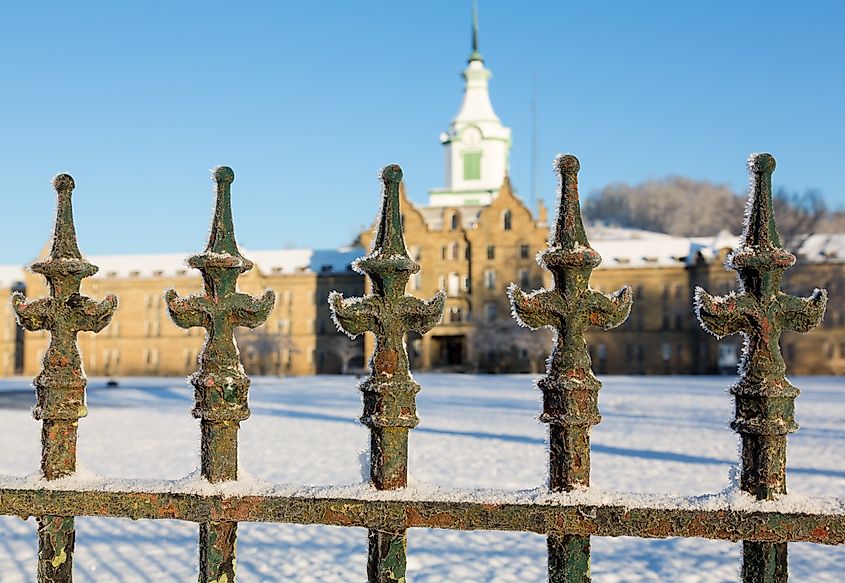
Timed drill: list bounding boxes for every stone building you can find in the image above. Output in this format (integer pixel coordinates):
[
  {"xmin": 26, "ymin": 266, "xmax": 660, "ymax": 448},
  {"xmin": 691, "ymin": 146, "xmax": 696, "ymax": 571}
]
[{"xmin": 16, "ymin": 248, "xmax": 364, "ymax": 378}]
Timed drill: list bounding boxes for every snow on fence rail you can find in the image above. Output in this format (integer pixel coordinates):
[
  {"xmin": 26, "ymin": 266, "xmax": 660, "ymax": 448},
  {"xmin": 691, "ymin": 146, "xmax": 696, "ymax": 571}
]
[{"xmin": 2, "ymin": 154, "xmax": 835, "ymax": 583}]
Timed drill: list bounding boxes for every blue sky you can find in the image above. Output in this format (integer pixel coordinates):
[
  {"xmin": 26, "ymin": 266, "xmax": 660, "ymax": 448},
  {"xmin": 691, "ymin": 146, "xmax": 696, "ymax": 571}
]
[{"xmin": 1, "ymin": 1, "xmax": 843, "ymax": 264}]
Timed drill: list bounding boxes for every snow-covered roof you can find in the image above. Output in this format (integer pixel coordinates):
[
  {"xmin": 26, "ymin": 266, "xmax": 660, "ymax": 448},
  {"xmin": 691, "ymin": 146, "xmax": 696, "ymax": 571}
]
[
  {"xmin": 573, "ymin": 227, "xmax": 738, "ymax": 269},
  {"xmin": 794, "ymin": 233, "xmax": 845, "ymax": 263},
  {"xmin": 0, "ymin": 265, "xmax": 24, "ymax": 289},
  {"xmin": 81, "ymin": 248, "xmax": 363, "ymax": 280}
]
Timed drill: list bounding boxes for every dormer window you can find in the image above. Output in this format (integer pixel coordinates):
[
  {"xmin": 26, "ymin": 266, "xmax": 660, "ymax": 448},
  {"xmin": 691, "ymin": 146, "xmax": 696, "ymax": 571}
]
[
  {"xmin": 463, "ymin": 151, "xmax": 482, "ymax": 181},
  {"xmin": 502, "ymin": 210, "xmax": 512, "ymax": 231},
  {"xmin": 450, "ymin": 213, "xmax": 459, "ymax": 230}
]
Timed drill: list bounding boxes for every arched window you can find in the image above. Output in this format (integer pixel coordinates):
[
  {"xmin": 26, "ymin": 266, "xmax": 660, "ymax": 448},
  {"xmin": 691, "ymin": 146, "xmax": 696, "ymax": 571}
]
[
  {"xmin": 503, "ymin": 210, "xmax": 512, "ymax": 231},
  {"xmin": 449, "ymin": 242, "xmax": 459, "ymax": 260},
  {"xmin": 450, "ymin": 213, "xmax": 459, "ymax": 230}
]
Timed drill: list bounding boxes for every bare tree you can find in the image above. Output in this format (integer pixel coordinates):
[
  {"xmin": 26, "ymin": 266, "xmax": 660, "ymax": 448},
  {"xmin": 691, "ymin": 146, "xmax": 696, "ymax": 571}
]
[
  {"xmin": 584, "ymin": 177, "xmax": 745, "ymax": 236},
  {"xmin": 471, "ymin": 319, "xmax": 552, "ymax": 373},
  {"xmin": 323, "ymin": 333, "xmax": 364, "ymax": 374},
  {"xmin": 235, "ymin": 327, "xmax": 298, "ymax": 376},
  {"xmin": 773, "ymin": 187, "xmax": 827, "ymax": 242}
]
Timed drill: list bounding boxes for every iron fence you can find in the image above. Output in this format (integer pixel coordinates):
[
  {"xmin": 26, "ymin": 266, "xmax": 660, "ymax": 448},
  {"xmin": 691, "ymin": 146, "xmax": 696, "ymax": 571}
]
[{"xmin": 0, "ymin": 153, "xmax": 838, "ymax": 582}]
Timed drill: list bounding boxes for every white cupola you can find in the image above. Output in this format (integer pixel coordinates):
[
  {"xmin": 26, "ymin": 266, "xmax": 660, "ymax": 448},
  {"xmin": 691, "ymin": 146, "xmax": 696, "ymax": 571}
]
[{"xmin": 428, "ymin": 1, "xmax": 512, "ymax": 207}]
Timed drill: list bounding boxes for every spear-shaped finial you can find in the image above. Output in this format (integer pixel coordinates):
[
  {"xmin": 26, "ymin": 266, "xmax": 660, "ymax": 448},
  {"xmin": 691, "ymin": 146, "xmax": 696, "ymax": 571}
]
[
  {"xmin": 743, "ymin": 153, "xmax": 781, "ymax": 249},
  {"xmin": 203, "ymin": 166, "xmax": 247, "ymax": 260},
  {"xmin": 48, "ymin": 174, "xmax": 85, "ymax": 261},
  {"xmin": 13, "ymin": 173, "xmax": 117, "ymax": 581},
  {"xmin": 695, "ymin": 153, "xmax": 827, "ymax": 580},
  {"xmin": 371, "ymin": 164, "xmax": 409, "ymax": 259},
  {"xmin": 509, "ymin": 154, "xmax": 632, "ymax": 582},
  {"xmin": 551, "ymin": 154, "xmax": 590, "ymax": 250},
  {"xmin": 330, "ymin": 163, "xmax": 444, "ymax": 583}
]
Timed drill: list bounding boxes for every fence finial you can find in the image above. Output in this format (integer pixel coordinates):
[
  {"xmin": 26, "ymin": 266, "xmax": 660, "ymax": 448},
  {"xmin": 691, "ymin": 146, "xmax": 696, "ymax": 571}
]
[
  {"xmin": 695, "ymin": 153, "xmax": 827, "ymax": 581},
  {"xmin": 13, "ymin": 173, "xmax": 117, "ymax": 581},
  {"xmin": 509, "ymin": 153, "xmax": 632, "ymax": 582}
]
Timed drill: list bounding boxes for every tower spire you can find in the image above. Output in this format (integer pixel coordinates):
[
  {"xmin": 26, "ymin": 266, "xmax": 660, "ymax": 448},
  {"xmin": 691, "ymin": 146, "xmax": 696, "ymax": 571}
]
[{"xmin": 469, "ymin": 0, "xmax": 482, "ymax": 62}]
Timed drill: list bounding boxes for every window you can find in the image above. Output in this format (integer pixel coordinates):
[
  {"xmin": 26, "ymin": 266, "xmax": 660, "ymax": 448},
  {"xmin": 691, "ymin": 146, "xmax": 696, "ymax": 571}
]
[
  {"xmin": 411, "ymin": 272, "xmax": 422, "ymax": 291},
  {"xmin": 450, "ymin": 213, "xmax": 459, "ymax": 230},
  {"xmin": 410, "ymin": 246, "xmax": 421, "ymax": 261},
  {"xmin": 449, "ymin": 307, "xmax": 463, "ymax": 323},
  {"xmin": 675, "ymin": 284, "xmax": 684, "ymax": 300},
  {"xmin": 463, "ymin": 151, "xmax": 482, "ymax": 180},
  {"xmin": 484, "ymin": 302, "xmax": 497, "ymax": 323},
  {"xmin": 448, "ymin": 273, "xmax": 461, "ymax": 297},
  {"xmin": 674, "ymin": 314, "xmax": 683, "ymax": 331},
  {"xmin": 463, "ymin": 275, "xmax": 471, "ymax": 292},
  {"xmin": 662, "ymin": 343, "xmax": 672, "ymax": 362},
  {"xmin": 487, "ymin": 245, "xmax": 495, "ymax": 260},
  {"xmin": 503, "ymin": 210, "xmax": 512, "ymax": 231},
  {"xmin": 450, "ymin": 242, "xmax": 459, "ymax": 261},
  {"xmin": 518, "ymin": 268, "xmax": 530, "ymax": 289},
  {"xmin": 484, "ymin": 269, "xmax": 496, "ymax": 290},
  {"xmin": 441, "ymin": 246, "xmax": 447, "ymax": 260},
  {"xmin": 438, "ymin": 275, "xmax": 446, "ymax": 291},
  {"xmin": 519, "ymin": 244, "xmax": 530, "ymax": 260}
]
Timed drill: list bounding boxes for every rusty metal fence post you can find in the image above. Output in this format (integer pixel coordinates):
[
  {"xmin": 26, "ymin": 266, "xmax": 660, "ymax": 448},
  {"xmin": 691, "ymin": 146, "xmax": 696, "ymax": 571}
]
[
  {"xmin": 12, "ymin": 175, "xmax": 118, "ymax": 582},
  {"xmin": 510, "ymin": 155, "xmax": 632, "ymax": 582},
  {"xmin": 166, "ymin": 166, "xmax": 275, "ymax": 583},
  {"xmin": 695, "ymin": 153, "xmax": 827, "ymax": 582},
  {"xmin": 330, "ymin": 164, "xmax": 445, "ymax": 583}
]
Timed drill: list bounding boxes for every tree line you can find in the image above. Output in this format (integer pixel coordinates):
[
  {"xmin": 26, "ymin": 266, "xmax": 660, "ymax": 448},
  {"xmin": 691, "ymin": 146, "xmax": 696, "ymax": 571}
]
[{"xmin": 582, "ymin": 177, "xmax": 845, "ymax": 240}]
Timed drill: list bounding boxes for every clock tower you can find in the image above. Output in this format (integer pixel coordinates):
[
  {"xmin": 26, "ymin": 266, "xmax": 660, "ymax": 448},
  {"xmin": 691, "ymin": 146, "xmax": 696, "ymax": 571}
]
[{"xmin": 428, "ymin": 1, "xmax": 512, "ymax": 207}]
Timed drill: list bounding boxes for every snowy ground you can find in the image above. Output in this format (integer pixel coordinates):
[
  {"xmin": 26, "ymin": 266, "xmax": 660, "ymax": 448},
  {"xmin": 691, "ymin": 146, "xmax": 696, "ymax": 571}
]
[{"xmin": 0, "ymin": 374, "xmax": 843, "ymax": 582}]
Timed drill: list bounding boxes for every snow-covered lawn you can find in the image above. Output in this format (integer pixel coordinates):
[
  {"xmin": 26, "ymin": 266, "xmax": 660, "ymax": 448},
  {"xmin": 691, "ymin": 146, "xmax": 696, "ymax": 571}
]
[{"xmin": 0, "ymin": 374, "xmax": 842, "ymax": 582}]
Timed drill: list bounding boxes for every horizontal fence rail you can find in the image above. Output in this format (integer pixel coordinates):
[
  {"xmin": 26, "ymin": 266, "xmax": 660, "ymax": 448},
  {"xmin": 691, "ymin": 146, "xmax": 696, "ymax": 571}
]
[
  {"xmin": 2, "ymin": 153, "xmax": 835, "ymax": 582},
  {"xmin": 0, "ymin": 484, "xmax": 844, "ymax": 544}
]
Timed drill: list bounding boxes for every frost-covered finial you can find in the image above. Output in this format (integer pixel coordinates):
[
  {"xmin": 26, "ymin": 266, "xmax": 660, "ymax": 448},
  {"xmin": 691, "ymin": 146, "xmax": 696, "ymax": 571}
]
[
  {"xmin": 371, "ymin": 164, "xmax": 409, "ymax": 259},
  {"xmin": 329, "ymin": 163, "xmax": 445, "ymax": 580},
  {"xmin": 551, "ymin": 154, "xmax": 589, "ymax": 249},
  {"xmin": 695, "ymin": 154, "xmax": 827, "ymax": 506},
  {"xmin": 48, "ymin": 173, "xmax": 84, "ymax": 261},
  {"xmin": 742, "ymin": 152, "xmax": 782, "ymax": 250},
  {"xmin": 509, "ymin": 154, "xmax": 632, "ymax": 487},
  {"xmin": 329, "ymin": 164, "xmax": 444, "ymax": 480}
]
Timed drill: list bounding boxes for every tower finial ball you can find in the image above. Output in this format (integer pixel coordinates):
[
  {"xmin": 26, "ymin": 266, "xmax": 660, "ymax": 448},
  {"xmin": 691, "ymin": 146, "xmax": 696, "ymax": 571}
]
[
  {"xmin": 214, "ymin": 166, "xmax": 235, "ymax": 185},
  {"xmin": 749, "ymin": 153, "xmax": 776, "ymax": 174},
  {"xmin": 52, "ymin": 174, "xmax": 75, "ymax": 192},
  {"xmin": 555, "ymin": 154, "xmax": 580, "ymax": 174}
]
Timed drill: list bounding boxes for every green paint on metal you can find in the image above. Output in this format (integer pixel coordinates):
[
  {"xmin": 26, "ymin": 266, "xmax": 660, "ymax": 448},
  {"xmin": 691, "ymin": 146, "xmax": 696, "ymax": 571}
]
[
  {"xmin": 509, "ymin": 155, "xmax": 632, "ymax": 583},
  {"xmin": 14, "ymin": 174, "xmax": 117, "ymax": 583},
  {"xmin": 330, "ymin": 164, "xmax": 444, "ymax": 582},
  {"xmin": 166, "ymin": 167, "xmax": 273, "ymax": 583},
  {"xmin": 695, "ymin": 153, "xmax": 828, "ymax": 582}
]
